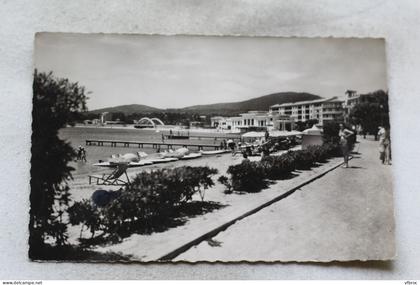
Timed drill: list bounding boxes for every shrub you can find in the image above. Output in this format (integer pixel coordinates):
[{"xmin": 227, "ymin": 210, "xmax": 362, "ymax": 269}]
[
  {"xmin": 260, "ymin": 155, "xmax": 295, "ymax": 180},
  {"xmin": 219, "ymin": 143, "xmax": 345, "ymax": 194},
  {"xmin": 322, "ymin": 121, "xmax": 340, "ymax": 144},
  {"xmin": 218, "ymin": 175, "xmax": 233, "ymax": 194},
  {"xmin": 306, "ymin": 145, "xmax": 329, "ymax": 163},
  {"xmin": 323, "ymin": 142, "xmax": 342, "ymax": 157},
  {"xmin": 68, "ymin": 200, "xmax": 102, "ymax": 238},
  {"xmin": 226, "ymin": 160, "xmax": 268, "ymax": 193},
  {"xmin": 69, "ymin": 166, "xmax": 218, "ymax": 239},
  {"xmin": 284, "ymin": 149, "xmax": 315, "ymax": 170}
]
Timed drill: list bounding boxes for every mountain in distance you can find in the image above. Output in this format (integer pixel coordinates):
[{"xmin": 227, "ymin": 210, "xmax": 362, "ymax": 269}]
[
  {"xmin": 179, "ymin": 92, "xmax": 321, "ymax": 115},
  {"xmin": 90, "ymin": 104, "xmax": 161, "ymax": 114},
  {"xmin": 89, "ymin": 92, "xmax": 322, "ymax": 115}
]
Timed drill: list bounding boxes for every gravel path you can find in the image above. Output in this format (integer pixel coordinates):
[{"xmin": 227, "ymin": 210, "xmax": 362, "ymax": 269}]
[{"xmin": 175, "ymin": 137, "xmax": 395, "ymax": 262}]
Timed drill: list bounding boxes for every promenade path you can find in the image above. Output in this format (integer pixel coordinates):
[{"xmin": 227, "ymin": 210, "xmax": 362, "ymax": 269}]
[{"xmin": 176, "ymin": 137, "xmax": 395, "ymax": 262}]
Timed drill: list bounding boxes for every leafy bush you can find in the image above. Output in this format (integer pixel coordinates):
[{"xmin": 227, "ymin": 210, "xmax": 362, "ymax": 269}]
[
  {"xmin": 322, "ymin": 142, "xmax": 342, "ymax": 157},
  {"xmin": 218, "ymin": 175, "xmax": 233, "ymax": 194},
  {"xmin": 305, "ymin": 145, "xmax": 329, "ymax": 163},
  {"xmin": 30, "ymin": 70, "xmax": 87, "ymax": 259},
  {"xmin": 284, "ymin": 149, "xmax": 316, "ymax": 170},
  {"xmin": 225, "ymin": 160, "xmax": 268, "ymax": 193},
  {"xmin": 69, "ymin": 166, "xmax": 218, "ymax": 239},
  {"xmin": 68, "ymin": 200, "xmax": 102, "ymax": 238},
  {"xmin": 219, "ymin": 142, "xmax": 344, "ymax": 194},
  {"xmin": 323, "ymin": 121, "xmax": 340, "ymax": 144},
  {"xmin": 260, "ymin": 155, "xmax": 295, "ymax": 180}
]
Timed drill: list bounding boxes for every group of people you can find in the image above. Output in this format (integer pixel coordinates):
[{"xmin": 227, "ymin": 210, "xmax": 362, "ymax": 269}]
[
  {"xmin": 338, "ymin": 123, "xmax": 392, "ymax": 168},
  {"xmin": 76, "ymin": 145, "xmax": 87, "ymax": 162}
]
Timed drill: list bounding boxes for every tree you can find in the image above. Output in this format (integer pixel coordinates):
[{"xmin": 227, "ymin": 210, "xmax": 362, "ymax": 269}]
[
  {"xmin": 349, "ymin": 90, "xmax": 389, "ymax": 140},
  {"xmin": 322, "ymin": 121, "xmax": 340, "ymax": 144},
  {"xmin": 30, "ymin": 70, "xmax": 87, "ymax": 258}
]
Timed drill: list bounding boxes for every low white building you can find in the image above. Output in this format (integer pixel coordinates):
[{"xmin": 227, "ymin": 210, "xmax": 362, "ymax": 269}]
[{"xmin": 210, "ymin": 111, "xmax": 294, "ymax": 132}]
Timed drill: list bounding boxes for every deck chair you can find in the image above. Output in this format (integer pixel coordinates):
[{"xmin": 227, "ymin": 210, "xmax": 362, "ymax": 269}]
[{"xmin": 88, "ymin": 163, "xmax": 131, "ymax": 186}]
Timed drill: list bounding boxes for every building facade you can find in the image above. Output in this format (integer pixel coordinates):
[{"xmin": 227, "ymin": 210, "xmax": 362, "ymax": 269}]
[
  {"xmin": 269, "ymin": 97, "xmax": 344, "ymax": 125},
  {"xmin": 211, "ymin": 111, "xmax": 294, "ymax": 132}
]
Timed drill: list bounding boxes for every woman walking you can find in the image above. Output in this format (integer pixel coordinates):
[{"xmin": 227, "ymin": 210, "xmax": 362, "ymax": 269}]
[
  {"xmin": 339, "ymin": 124, "xmax": 354, "ymax": 168},
  {"xmin": 382, "ymin": 127, "xmax": 391, "ymax": 165}
]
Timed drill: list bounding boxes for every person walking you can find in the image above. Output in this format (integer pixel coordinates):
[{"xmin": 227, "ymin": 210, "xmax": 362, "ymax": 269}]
[
  {"xmin": 382, "ymin": 127, "xmax": 391, "ymax": 165},
  {"xmin": 339, "ymin": 123, "xmax": 354, "ymax": 168},
  {"xmin": 378, "ymin": 126, "xmax": 386, "ymax": 163}
]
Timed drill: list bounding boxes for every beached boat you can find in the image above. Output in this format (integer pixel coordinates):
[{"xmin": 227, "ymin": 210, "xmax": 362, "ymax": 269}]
[
  {"xmin": 144, "ymin": 157, "xmax": 179, "ymax": 164},
  {"xmin": 179, "ymin": 153, "xmax": 203, "ymax": 160}
]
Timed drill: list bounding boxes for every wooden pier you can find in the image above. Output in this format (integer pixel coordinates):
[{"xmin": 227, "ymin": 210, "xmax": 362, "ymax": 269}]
[
  {"xmin": 85, "ymin": 139, "xmax": 221, "ymax": 150},
  {"xmin": 162, "ymin": 134, "xmax": 242, "ymax": 142}
]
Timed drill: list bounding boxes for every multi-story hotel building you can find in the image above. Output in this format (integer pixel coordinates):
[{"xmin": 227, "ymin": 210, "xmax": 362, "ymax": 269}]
[{"xmin": 269, "ymin": 97, "xmax": 344, "ymax": 125}]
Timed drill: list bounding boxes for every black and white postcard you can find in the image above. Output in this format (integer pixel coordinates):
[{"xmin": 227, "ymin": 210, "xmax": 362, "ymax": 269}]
[{"xmin": 30, "ymin": 33, "xmax": 394, "ymax": 262}]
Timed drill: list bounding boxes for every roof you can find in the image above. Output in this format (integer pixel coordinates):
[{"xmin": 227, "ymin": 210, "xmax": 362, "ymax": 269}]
[{"xmin": 270, "ymin": 97, "xmax": 343, "ymax": 108}]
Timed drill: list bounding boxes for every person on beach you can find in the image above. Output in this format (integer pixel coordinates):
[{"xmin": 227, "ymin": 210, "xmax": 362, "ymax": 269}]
[
  {"xmin": 242, "ymin": 152, "xmax": 249, "ymax": 161},
  {"xmin": 339, "ymin": 123, "xmax": 354, "ymax": 168},
  {"xmin": 227, "ymin": 139, "xmax": 236, "ymax": 155},
  {"xmin": 81, "ymin": 147, "xmax": 87, "ymax": 162},
  {"xmin": 76, "ymin": 145, "xmax": 87, "ymax": 162}
]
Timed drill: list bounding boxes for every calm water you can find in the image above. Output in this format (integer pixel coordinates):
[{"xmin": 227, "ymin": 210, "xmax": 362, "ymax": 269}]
[{"xmin": 59, "ymin": 126, "xmax": 238, "ymax": 175}]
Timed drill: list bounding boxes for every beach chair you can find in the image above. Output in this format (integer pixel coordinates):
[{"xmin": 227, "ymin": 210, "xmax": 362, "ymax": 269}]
[{"xmin": 88, "ymin": 163, "xmax": 131, "ymax": 186}]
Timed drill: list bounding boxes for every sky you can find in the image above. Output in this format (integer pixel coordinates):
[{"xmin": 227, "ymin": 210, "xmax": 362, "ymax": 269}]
[{"xmin": 34, "ymin": 33, "xmax": 387, "ymax": 110}]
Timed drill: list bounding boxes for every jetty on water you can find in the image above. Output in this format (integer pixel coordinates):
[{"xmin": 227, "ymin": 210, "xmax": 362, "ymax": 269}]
[{"xmin": 85, "ymin": 139, "xmax": 223, "ymax": 150}]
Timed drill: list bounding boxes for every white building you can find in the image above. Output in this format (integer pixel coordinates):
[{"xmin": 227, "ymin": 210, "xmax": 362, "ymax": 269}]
[
  {"xmin": 211, "ymin": 111, "xmax": 294, "ymax": 132},
  {"xmin": 269, "ymin": 97, "xmax": 344, "ymax": 125},
  {"xmin": 100, "ymin": 112, "xmax": 113, "ymax": 124}
]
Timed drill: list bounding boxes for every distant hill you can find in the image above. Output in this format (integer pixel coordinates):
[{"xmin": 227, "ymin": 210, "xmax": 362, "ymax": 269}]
[
  {"xmin": 89, "ymin": 92, "xmax": 322, "ymax": 115},
  {"xmin": 179, "ymin": 92, "xmax": 322, "ymax": 115},
  {"xmin": 90, "ymin": 104, "xmax": 162, "ymax": 114}
]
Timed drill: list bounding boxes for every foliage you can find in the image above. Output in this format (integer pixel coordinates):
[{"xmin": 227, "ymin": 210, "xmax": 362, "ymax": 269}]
[
  {"xmin": 305, "ymin": 145, "xmax": 330, "ymax": 163},
  {"xmin": 284, "ymin": 149, "xmax": 316, "ymax": 170},
  {"xmin": 349, "ymin": 90, "xmax": 389, "ymax": 137},
  {"xmin": 67, "ymin": 200, "xmax": 102, "ymax": 239},
  {"xmin": 225, "ymin": 160, "xmax": 268, "ymax": 193},
  {"xmin": 260, "ymin": 155, "xmax": 295, "ymax": 180},
  {"xmin": 322, "ymin": 121, "xmax": 340, "ymax": 144},
  {"xmin": 218, "ymin": 175, "xmax": 233, "ymax": 194},
  {"xmin": 322, "ymin": 143, "xmax": 342, "ymax": 157},
  {"xmin": 295, "ymin": 119, "xmax": 319, "ymax": 132},
  {"xmin": 30, "ymin": 70, "xmax": 87, "ymax": 258},
  {"xmin": 220, "ymin": 143, "xmax": 344, "ymax": 193},
  {"xmin": 69, "ymin": 166, "xmax": 218, "ymax": 240}
]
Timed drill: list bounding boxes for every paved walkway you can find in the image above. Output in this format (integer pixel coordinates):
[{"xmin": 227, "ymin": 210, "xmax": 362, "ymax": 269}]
[{"xmin": 175, "ymin": 138, "xmax": 395, "ymax": 262}]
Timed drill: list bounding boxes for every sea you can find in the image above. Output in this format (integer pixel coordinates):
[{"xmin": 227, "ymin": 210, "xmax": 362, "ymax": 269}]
[{"xmin": 59, "ymin": 126, "xmax": 239, "ymax": 175}]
